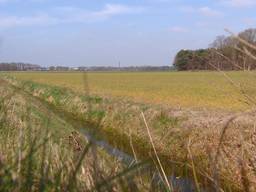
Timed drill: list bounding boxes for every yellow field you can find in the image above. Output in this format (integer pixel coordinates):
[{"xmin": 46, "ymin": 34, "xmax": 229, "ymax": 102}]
[{"xmin": 7, "ymin": 71, "xmax": 256, "ymax": 110}]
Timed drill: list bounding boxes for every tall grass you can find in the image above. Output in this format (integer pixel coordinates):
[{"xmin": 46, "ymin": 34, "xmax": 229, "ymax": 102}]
[
  {"xmin": 2, "ymin": 71, "xmax": 253, "ymax": 192},
  {"xmin": 0, "ymin": 79, "xmax": 156, "ymax": 192}
]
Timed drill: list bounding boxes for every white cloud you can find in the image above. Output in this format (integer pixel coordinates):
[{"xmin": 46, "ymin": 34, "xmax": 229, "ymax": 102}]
[
  {"xmin": 0, "ymin": 14, "xmax": 59, "ymax": 28},
  {"xmin": 181, "ymin": 6, "xmax": 222, "ymax": 17},
  {"xmin": 0, "ymin": 4, "xmax": 143, "ymax": 28},
  {"xmin": 92, "ymin": 4, "xmax": 142, "ymax": 18},
  {"xmin": 198, "ymin": 6, "xmax": 222, "ymax": 17},
  {"xmin": 220, "ymin": 0, "xmax": 256, "ymax": 7},
  {"xmin": 169, "ymin": 26, "xmax": 188, "ymax": 32},
  {"xmin": 54, "ymin": 4, "xmax": 144, "ymax": 23}
]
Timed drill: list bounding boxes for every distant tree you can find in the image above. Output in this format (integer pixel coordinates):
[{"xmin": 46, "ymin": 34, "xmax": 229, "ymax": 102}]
[
  {"xmin": 0, "ymin": 63, "xmax": 41, "ymax": 71},
  {"xmin": 173, "ymin": 50, "xmax": 192, "ymax": 70},
  {"xmin": 239, "ymin": 28, "xmax": 256, "ymax": 43},
  {"xmin": 174, "ymin": 28, "xmax": 256, "ymax": 71},
  {"xmin": 173, "ymin": 49, "xmax": 211, "ymax": 71},
  {"xmin": 237, "ymin": 28, "xmax": 256, "ymax": 70}
]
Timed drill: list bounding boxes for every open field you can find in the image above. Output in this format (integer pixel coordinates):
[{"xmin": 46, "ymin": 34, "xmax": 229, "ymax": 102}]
[
  {"xmin": 8, "ymin": 71, "xmax": 256, "ymax": 110},
  {"xmin": 2, "ymin": 72, "xmax": 256, "ymax": 191}
]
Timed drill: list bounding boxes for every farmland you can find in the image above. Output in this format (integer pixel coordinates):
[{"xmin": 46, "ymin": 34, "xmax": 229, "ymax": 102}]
[
  {"xmin": 1, "ymin": 71, "xmax": 256, "ymax": 191},
  {"xmin": 8, "ymin": 71, "xmax": 256, "ymax": 110}
]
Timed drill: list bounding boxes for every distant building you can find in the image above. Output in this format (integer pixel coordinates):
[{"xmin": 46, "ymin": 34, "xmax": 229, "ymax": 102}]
[
  {"xmin": 71, "ymin": 67, "xmax": 79, "ymax": 71},
  {"xmin": 78, "ymin": 67, "xmax": 88, "ymax": 71}
]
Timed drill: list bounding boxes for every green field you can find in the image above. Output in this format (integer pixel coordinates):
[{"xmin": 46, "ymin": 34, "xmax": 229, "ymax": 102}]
[{"xmin": 8, "ymin": 71, "xmax": 256, "ymax": 110}]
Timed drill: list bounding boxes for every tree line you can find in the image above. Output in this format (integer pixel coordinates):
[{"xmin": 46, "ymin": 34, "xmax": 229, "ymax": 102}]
[
  {"xmin": 0, "ymin": 62, "xmax": 41, "ymax": 71},
  {"xmin": 173, "ymin": 28, "xmax": 256, "ymax": 71},
  {"xmin": 0, "ymin": 62, "xmax": 174, "ymax": 72}
]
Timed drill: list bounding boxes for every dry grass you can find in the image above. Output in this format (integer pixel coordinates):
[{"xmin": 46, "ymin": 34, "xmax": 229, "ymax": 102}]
[
  {"xmin": 0, "ymin": 78, "xmax": 157, "ymax": 192},
  {"xmin": 2, "ymin": 75, "xmax": 256, "ymax": 191}
]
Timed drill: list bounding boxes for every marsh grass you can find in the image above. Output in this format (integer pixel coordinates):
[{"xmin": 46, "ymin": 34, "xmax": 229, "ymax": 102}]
[
  {"xmin": 0, "ymin": 79, "xmax": 159, "ymax": 192},
  {"xmin": 1, "ymin": 74, "xmax": 249, "ymax": 191}
]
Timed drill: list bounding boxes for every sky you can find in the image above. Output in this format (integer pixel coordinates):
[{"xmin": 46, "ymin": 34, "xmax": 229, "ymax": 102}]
[{"xmin": 0, "ymin": 0, "xmax": 255, "ymax": 67}]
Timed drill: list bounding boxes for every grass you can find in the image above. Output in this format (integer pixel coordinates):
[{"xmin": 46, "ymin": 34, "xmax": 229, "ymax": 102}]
[
  {"xmin": 0, "ymin": 78, "xmax": 162, "ymax": 192},
  {"xmin": 3, "ymin": 74, "xmax": 256, "ymax": 191},
  {"xmin": 2, "ymin": 71, "xmax": 256, "ymax": 191},
  {"xmin": 6, "ymin": 71, "xmax": 256, "ymax": 110}
]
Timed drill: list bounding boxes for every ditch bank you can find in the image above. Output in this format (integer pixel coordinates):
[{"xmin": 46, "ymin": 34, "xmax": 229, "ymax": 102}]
[{"xmin": 2, "ymin": 75, "xmax": 249, "ymax": 192}]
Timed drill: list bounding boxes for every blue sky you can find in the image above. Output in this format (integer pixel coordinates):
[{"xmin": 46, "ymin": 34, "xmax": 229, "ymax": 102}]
[{"xmin": 0, "ymin": 0, "xmax": 255, "ymax": 67}]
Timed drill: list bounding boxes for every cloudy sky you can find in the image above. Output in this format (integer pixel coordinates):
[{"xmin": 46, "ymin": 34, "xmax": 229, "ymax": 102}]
[{"xmin": 0, "ymin": 0, "xmax": 255, "ymax": 67}]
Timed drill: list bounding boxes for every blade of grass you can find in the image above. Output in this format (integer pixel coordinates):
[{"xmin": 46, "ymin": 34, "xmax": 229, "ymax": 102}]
[{"xmin": 141, "ymin": 111, "xmax": 172, "ymax": 191}]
